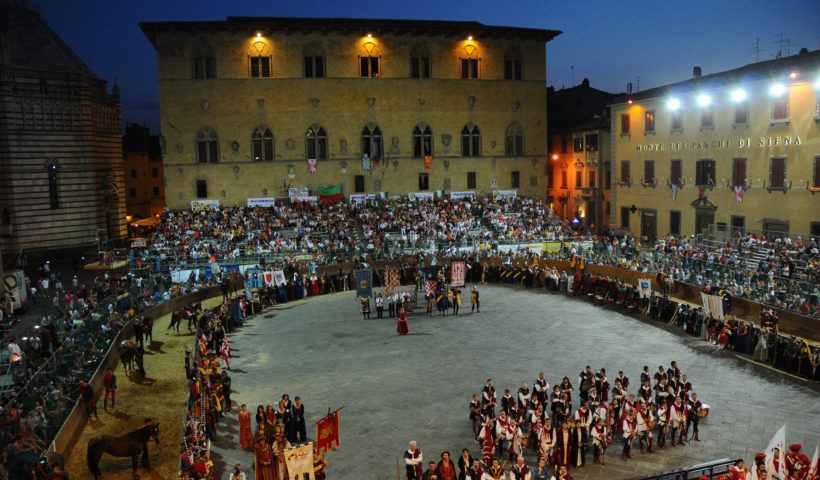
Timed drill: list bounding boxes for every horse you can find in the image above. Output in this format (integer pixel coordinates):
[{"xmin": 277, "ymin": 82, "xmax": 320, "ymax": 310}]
[
  {"xmin": 169, "ymin": 304, "xmax": 200, "ymax": 334},
  {"xmin": 87, "ymin": 422, "xmax": 160, "ymax": 480},
  {"xmin": 120, "ymin": 342, "xmax": 140, "ymax": 376},
  {"xmin": 141, "ymin": 317, "xmax": 153, "ymax": 346}
]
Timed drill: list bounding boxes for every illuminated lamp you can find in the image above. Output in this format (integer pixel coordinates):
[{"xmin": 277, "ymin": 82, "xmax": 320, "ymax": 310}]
[
  {"xmin": 367, "ymin": 33, "xmax": 372, "ymax": 38},
  {"xmin": 696, "ymin": 94, "xmax": 711, "ymax": 107},
  {"xmin": 552, "ymin": 154, "xmax": 559, "ymax": 160},
  {"xmin": 467, "ymin": 35, "xmax": 473, "ymax": 40},
  {"xmin": 667, "ymin": 98, "xmax": 681, "ymax": 110},
  {"xmin": 789, "ymin": 71, "xmax": 797, "ymax": 79},
  {"xmin": 256, "ymin": 32, "xmax": 262, "ymax": 37},
  {"xmin": 730, "ymin": 89, "xmax": 746, "ymax": 102},
  {"xmin": 627, "ymin": 99, "xmax": 633, "ymax": 104},
  {"xmin": 769, "ymin": 83, "xmax": 786, "ymax": 96}
]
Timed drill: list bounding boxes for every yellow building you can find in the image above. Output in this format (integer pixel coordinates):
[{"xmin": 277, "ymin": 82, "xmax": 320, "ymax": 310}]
[
  {"xmin": 610, "ymin": 50, "xmax": 820, "ymax": 240},
  {"xmin": 123, "ymin": 123, "xmax": 165, "ymax": 220},
  {"xmin": 140, "ymin": 18, "xmax": 560, "ymax": 208}
]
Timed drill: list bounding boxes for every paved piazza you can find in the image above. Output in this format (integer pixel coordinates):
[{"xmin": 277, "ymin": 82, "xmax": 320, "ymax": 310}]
[{"xmin": 211, "ymin": 285, "xmax": 819, "ymax": 479}]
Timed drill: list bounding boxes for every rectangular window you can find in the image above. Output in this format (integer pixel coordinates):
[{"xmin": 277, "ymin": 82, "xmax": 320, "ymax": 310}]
[
  {"xmin": 547, "ymin": 165, "xmax": 554, "ymax": 188},
  {"xmin": 814, "ymin": 156, "xmax": 820, "ymax": 188},
  {"xmin": 605, "ymin": 164, "xmax": 611, "ymax": 189},
  {"xmin": 620, "ymin": 206, "xmax": 630, "ymax": 229},
  {"xmin": 193, "ymin": 57, "xmax": 203, "ymax": 79},
  {"xmin": 410, "ymin": 57, "xmax": 431, "ymax": 78},
  {"xmin": 671, "ymin": 110, "xmax": 683, "ymax": 131},
  {"xmin": 360, "ymin": 56, "xmax": 380, "ymax": 77},
  {"xmin": 561, "ymin": 170, "xmax": 568, "ymax": 188},
  {"xmin": 588, "ymin": 170, "xmax": 596, "ymax": 188},
  {"xmin": 575, "ymin": 171, "xmax": 582, "ymax": 188},
  {"xmin": 734, "ymin": 103, "xmax": 749, "ymax": 124},
  {"xmin": 621, "ymin": 114, "xmax": 630, "ymax": 134},
  {"xmin": 196, "ymin": 180, "xmax": 207, "ymax": 199},
  {"xmin": 504, "ymin": 59, "xmax": 522, "ymax": 80},
  {"xmin": 561, "ymin": 138, "xmax": 568, "ymax": 153},
  {"xmin": 585, "ymin": 133, "xmax": 598, "ymax": 151},
  {"xmin": 467, "ymin": 172, "xmax": 476, "ymax": 189},
  {"xmin": 620, "ymin": 160, "xmax": 630, "ymax": 183},
  {"xmin": 670, "ymin": 211, "xmax": 681, "ymax": 235},
  {"xmin": 129, "ymin": 188, "xmax": 137, "ymax": 198},
  {"xmin": 511, "ymin": 171, "xmax": 520, "ymax": 188},
  {"xmin": 460, "ymin": 58, "xmax": 478, "ymax": 79},
  {"xmin": 770, "ymin": 157, "xmax": 786, "ymax": 188},
  {"xmin": 772, "ymin": 95, "xmax": 789, "ymax": 121},
  {"xmin": 131, "ymin": 169, "xmax": 137, "ymax": 178},
  {"xmin": 696, "ymin": 159, "xmax": 716, "ymax": 186},
  {"xmin": 700, "ymin": 108, "xmax": 714, "ymax": 128},
  {"xmin": 605, "ymin": 201, "xmax": 610, "ymax": 216},
  {"xmin": 644, "ymin": 160, "xmax": 655, "ymax": 184},
  {"xmin": 304, "ymin": 56, "xmax": 325, "ymax": 78},
  {"xmin": 151, "ymin": 167, "xmax": 158, "ymax": 178},
  {"xmin": 250, "ymin": 56, "xmax": 271, "ymax": 78},
  {"xmin": 205, "ymin": 57, "xmax": 216, "ymax": 78},
  {"xmin": 573, "ymin": 137, "xmax": 584, "ymax": 152},
  {"xmin": 48, "ymin": 167, "xmax": 58, "ymax": 208},
  {"xmin": 732, "ymin": 157, "xmax": 747, "ymax": 187},
  {"xmin": 418, "ymin": 173, "xmax": 429, "ymax": 191},
  {"xmin": 645, "ymin": 110, "xmax": 655, "ymax": 132},
  {"xmin": 152, "ymin": 186, "xmax": 160, "ymax": 196},
  {"xmin": 354, "ymin": 175, "xmax": 365, "ymax": 193},
  {"xmin": 670, "ymin": 159, "xmax": 682, "ymax": 185}
]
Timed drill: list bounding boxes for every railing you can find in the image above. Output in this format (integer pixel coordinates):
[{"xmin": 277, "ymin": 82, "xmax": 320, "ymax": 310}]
[{"xmin": 625, "ymin": 457, "xmax": 740, "ymax": 480}]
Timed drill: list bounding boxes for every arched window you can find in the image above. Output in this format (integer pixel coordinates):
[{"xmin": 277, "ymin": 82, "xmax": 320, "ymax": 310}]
[
  {"xmin": 460, "ymin": 42, "xmax": 480, "ymax": 79},
  {"xmin": 252, "ymin": 127, "xmax": 274, "ymax": 161},
  {"xmin": 505, "ymin": 123, "xmax": 523, "ymax": 157},
  {"xmin": 303, "ymin": 42, "xmax": 326, "ymax": 78},
  {"xmin": 461, "ymin": 124, "xmax": 481, "ymax": 157},
  {"xmin": 360, "ymin": 42, "xmax": 380, "ymax": 78},
  {"xmin": 361, "ymin": 123, "xmax": 383, "ymax": 159},
  {"xmin": 305, "ymin": 125, "xmax": 327, "ymax": 160},
  {"xmin": 504, "ymin": 46, "xmax": 522, "ymax": 80},
  {"xmin": 412, "ymin": 124, "xmax": 432, "ymax": 158},
  {"xmin": 196, "ymin": 127, "xmax": 219, "ymax": 163},
  {"xmin": 249, "ymin": 40, "xmax": 272, "ymax": 78},
  {"xmin": 410, "ymin": 44, "xmax": 431, "ymax": 78},
  {"xmin": 192, "ymin": 45, "xmax": 216, "ymax": 79}
]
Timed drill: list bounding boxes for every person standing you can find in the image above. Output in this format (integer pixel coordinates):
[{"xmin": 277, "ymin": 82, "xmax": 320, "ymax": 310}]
[
  {"xmin": 457, "ymin": 449, "xmax": 474, "ymax": 480},
  {"xmin": 103, "ymin": 368, "xmax": 117, "ymax": 410},
  {"xmin": 79, "ymin": 380, "xmax": 98, "ymax": 420},
  {"xmin": 570, "ymin": 420, "xmax": 587, "ymax": 467},
  {"xmin": 292, "ymin": 396, "xmax": 306, "ymax": 443},
  {"xmin": 622, "ymin": 410, "xmax": 637, "ymax": 461},
  {"xmin": 397, "ymin": 307, "xmax": 409, "ymax": 335},
  {"xmin": 437, "ymin": 451, "xmax": 457, "ymax": 480},
  {"xmin": 405, "ymin": 441, "xmax": 424, "ymax": 480},
  {"xmin": 511, "ymin": 456, "xmax": 531, "ymax": 480},
  {"xmin": 253, "ymin": 428, "xmax": 276, "ymax": 480},
  {"xmin": 376, "ymin": 293, "xmax": 384, "ymax": 318},
  {"xmin": 221, "ymin": 370, "xmax": 232, "ymax": 412},
  {"xmin": 361, "ymin": 296, "xmax": 371, "ymax": 319},
  {"xmin": 471, "ymin": 286, "xmax": 480, "ymax": 313},
  {"xmin": 238, "ymin": 405, "xmax": 253, "ymax": 450},
  {"xmin": 272, "ymin": 425, "xmax": 291, "ymax": 480}
]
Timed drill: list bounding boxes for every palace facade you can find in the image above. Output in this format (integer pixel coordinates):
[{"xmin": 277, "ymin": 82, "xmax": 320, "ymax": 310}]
[{"xmin": 140, "ymin": 17, "xmax": 560, "ymax": 208}]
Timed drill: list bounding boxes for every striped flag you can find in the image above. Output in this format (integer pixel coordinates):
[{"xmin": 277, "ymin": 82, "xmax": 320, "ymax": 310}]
[
  {"xmin": 385, "ymin": 268, "xmax": 399, "ymax": 296},
  {"xmin": 425, "ymin": 280, "xmax": 436, "ymax": 297}
]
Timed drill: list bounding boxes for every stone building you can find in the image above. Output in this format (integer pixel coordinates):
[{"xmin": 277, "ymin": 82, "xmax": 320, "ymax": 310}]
[
  {"xmin": 139, "ymin": 17, "xmax": 560, "ymax": 208},
  {"xmin": 609, "ymin": 49, "xmax": 820, "ymax": 240},
  {"xmin": 123, "ymin": 123, "xmax": 165, "ymax": 220},
  {"xmin": 547, "ymin": 79, "xmax": 617, "ymax": 232},
  {"xmin": 0, "ymin": 1, "xmax": 125, "ymax": 257}
]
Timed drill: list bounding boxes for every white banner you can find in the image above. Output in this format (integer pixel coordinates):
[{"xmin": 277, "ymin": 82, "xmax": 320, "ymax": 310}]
[
  {"xmin": 700, "ymin": 293, "xmax": 724, "ymax": 319},
  {"xmin": 449, "ymin": 190, "xmax": 475, "ymax": 200},
  {"xmin": 247, "ymin": 197, "xmax": 278, "ymax": 207},
  {"xmin": 349, "ymin": 193, "xmax": 376, "ymax": 203},
  {"xmin": 288, "ymin": 187, "xmax": 309, "ymax": 199},
  {"xmin": 290, "ymin": 196, "xmax": 318, "ymax": 204},
  {"xmin": 408, "ymin": 192, "xmax": 435, "ymax": 202},
  {"xmin": 639, "ymin": 278, "xmax": 652, "ymax": 298},
  {"xmin": 493, "ymin": 189, "xmax": 518, "ymax": 200},
  {"xmin": 764, "ymin": 425, "xmax": 787, "ymax": 480},
  {"xmin": 284, "ymin": 443, "xmax": 315, "ymax": 480},
  {"xmin": 190, "ymin": 199, "xmax": 220, "ymax": 210}
]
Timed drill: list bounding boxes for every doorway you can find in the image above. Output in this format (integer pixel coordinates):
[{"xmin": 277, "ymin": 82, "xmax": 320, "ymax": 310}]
[
  {"xmin": 641, "ymin": 210, "xmax": 657, "ymax": 242},
  {"xmin": 695, "ymin": 212, "xmax": 714, "ymax": 235}
]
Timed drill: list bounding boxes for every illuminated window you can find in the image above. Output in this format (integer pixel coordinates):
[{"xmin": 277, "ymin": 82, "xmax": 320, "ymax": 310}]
[
  {"xmin": 620, "ymin": 160, "xmax": 631, "ymax": 183},
  {"xmin": 695, "ymin": 159, "xmax": 715, "ymax": 186},
  {"xmin": 303, "ymin": 42, "xmax": 326, "ymax": 78},
  {"xmin": 410, "ymin": 44, "xmax": 431, "ymax": 78},
  {"xmin": 360, "ymin": 55, "xmax": 380, "ymax": 78},
  {"xmin": 504, "ymin": 47, "xmax": 522, "ymax": 80},
  {"xmin": 412, "ymin": 124, "xmax": 432, "ymax": 158},
  {"xmin": 505, "ymin": 123, "xmax": 523, "ymax": 157},
  {"xmin": 670, "ymin": 110, "xmax": 683, "ymax": 131},
  {"xmin": 305, "ymin": 125, "xmax": 327, "ymax": 160},
  {"xmin": 196, "ymin": 127, "xmax": 219, "ymax": 164},
  {"xmin": 734, "ymin": 102, "xmax": 749, "ymax": 124},
  {"xmin": 192, "ymin": 46, "xmax": 216, "ymax": 79},
  {"xmin": 585, "ymin": 133, "xmax": 598, "ymax": 151},
  {"xmin": 620, "ymin": 114, "xmax": 630, "ymax": 134},
  {"xmin": 732, "ymin": 157, "xmax": 747, "ymax": 187},
  {"xmin": 249, "ymin": 56, "xmax": 271, "ymax": 78},
  {"xmin": 643, "ymin": 160, "xmax": 655, "ymax": 184},
  {"xmin": 461, "ymin": 124, "xmax": 481, "ymax": 157},
  {"xmin": 644, "ymin": 110, "xmax": 655, "ymax": 132},
  {"xmin": 700, "ymin": 107, "xmax": 714, "ymax": 129},
  {"xmin": 771, "ymin": 95, "xmax": 789, "ymax": 121},
  {"xmin": 573, "ymin": 137, "xmax": 584, "ymax": 152},
  {"xmin": 770, "ymin": 157, "xmax": 786, "ymax": 188},
  {"xmin": 252, "ymin": 127, "xmax": 274, "ymax": 161},
  {"xmin": 361, "ymin": 124, "xmax": 383, "ymax": 159},
  {"xmin": 460, "ymin": 58, "xmax": 479, "ymax": 79},
  {"xmin": 670, "ymin": 159, "xmax": 682, "ymax": 185}
]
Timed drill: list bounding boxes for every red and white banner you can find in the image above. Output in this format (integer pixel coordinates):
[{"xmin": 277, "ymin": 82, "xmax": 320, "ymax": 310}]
[
  {"xmin": 451, "ymin": 261, "xmax": 466, "ymax": 287},
  {"xmin": 285, "ymin": 442, "xmax": 315, "ymax": 480}
]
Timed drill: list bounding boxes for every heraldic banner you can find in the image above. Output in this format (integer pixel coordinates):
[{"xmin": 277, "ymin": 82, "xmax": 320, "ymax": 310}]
[
  {"xmin": 285, "ymin": 442, "xmax": 315, "ymax": 480},
  {"xmin": 385, "ymin": 268, "xmax": 399, "ymax": 296},
  {"xmin": 451, "ymin": 261, "xmax": 466, "ymax": 287},
  {"xmin": 316, "ymin": 411, "xmax": 341, "ymax": 454},
  {"xmin": 356, "ymin": 269, "xmax": 373, "ymax": 297}
]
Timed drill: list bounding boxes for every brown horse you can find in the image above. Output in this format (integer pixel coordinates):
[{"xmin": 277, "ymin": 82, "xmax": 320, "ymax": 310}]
[
  {"xmin": 87, "ymin": 422, "xmax": 160, "ymax": 480},
  {"xmin": 141, "ymin": 317, "xmax": 153, "ymax": 346},
  {"xmin": 168, "ymin": 304, "xmax": 199, "ymax": 334},
  {"xmin": 119, "ymin": 342, "xmax": 140, "ymax": 376}
]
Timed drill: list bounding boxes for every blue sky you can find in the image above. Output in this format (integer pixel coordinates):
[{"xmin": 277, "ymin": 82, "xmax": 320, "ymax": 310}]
[{"xmin": 31, "ymin": 0, "xmax": 819, "ymax": 132}]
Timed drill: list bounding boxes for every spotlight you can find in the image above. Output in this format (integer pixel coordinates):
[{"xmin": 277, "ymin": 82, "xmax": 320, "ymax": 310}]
[
  {"xmin": 467, "ymin": 35, "xmax": 473, "ymax": 41},
  {"xmin": 769, "ymin": 83, "xmax": 786, "ymax": 96},
  {"xmin": 627, "ymin": 99, "xmax": 633, "ymax": 104},
  {"xmin": 697, "ymin": 94, "xmax": 711, "ymax": 107},
  {"xmin": 367, "ymin": 33, "xmax": 372, "ymax": 38},
  {"xmin": 667, "ymin": 98, "xmax": 681, "ymax": 110},
  {"xmin": 552, "ymin": 154, "xmax": 558, "ymax": 160},
  {"xmin": 256, "ymin": 32, "xmax": 261, "ymax": 37},
  {"xmin": 730, "ymin": 89, "xmax": 746, "ymax": 102},
  {"xmin": 789, "ymin": 71, "xmax": 798, "ymax": 79}
]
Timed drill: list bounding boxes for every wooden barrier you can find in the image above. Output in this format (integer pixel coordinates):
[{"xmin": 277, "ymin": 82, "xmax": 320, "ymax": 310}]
[{"xmin": 48, "ymin": 281, "xmax": 243, "ymax": 456}]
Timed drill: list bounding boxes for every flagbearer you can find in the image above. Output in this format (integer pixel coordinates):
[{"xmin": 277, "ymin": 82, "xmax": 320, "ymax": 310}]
[{"xmin": 471, "ymin": 286, "xmax": 480, "ymax": 313}]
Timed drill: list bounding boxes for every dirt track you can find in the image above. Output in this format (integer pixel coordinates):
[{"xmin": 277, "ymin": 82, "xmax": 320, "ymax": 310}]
[{"xmin": 62, "ymin": 296, "xmax": 226, "ymax": 480}]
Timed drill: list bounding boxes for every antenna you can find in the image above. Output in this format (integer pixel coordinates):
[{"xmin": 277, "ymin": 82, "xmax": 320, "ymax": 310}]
[
  {"xmin": 627, "ymin": 82, "xmax": 632, "ymax": 95},
  {"xmin": 571, "ymin": 65, "xmax": 575, "ymax": 87},
  {"xmin": 772, "ymin": 33, "xmax": 788, "ymax": 59},
  {"xmin": 636, "ymin": 76, "xmax": 640, "ymax": 93},
  {"xmin": 750, "ymin": 37, "xmax": 764, "ymax": 63}
]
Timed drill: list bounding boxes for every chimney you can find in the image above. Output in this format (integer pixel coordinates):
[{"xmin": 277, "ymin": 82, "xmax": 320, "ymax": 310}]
[
  {"xmin": 693, "ymin": 66, "xmax": 702, "ymax": 78},
  {"xmin": 799, "ymin": 47, "xmax": 808, "ymax": 55},
  {"xmin": 581, "ymin": 78, "xmax": 589, "ymax": 87}
]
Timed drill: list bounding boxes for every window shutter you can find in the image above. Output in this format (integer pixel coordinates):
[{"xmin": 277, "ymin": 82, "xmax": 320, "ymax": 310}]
[{"xmin": 814, "ymin": 157, "xmax": 820, "ymax": 188}]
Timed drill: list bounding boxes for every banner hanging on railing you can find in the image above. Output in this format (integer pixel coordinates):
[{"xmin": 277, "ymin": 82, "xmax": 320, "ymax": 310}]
[
  {"xmin": 408, "ymin": 192, "xmax": 435, "ymax": 202},
  {"xmin": 492, "ymin": 189, "xmax": 517, "ymax": 200}
]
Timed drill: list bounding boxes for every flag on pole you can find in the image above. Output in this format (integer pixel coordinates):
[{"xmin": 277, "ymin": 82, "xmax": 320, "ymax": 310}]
[
  {"xmin": 764, "ymin": 425, "xmax": 787, "ymax": 480},
  {"xmin": 451, "ymin": 261, "xmax": 466, "ymax": 287},
  {"xmin": 425, "ymin": 280, "xmax": 435, "ymax": 297},
  {"xmin": 356, "ymin": 269, "xmax": 373, "ymax": 298},
  {"xmin": 285, "ymin": 442, "xmax": 315, "ymax": 480},
  {"xmin": 385, "ymin": 268, "xmax": 399, "ymax": 296},
  {"xmin": 316, "ymin": 411, "xmax": 341, "ymax": 454},
  {"xmin": 806, "ymin": 445, "xmax": 818, "ymax": 480}
]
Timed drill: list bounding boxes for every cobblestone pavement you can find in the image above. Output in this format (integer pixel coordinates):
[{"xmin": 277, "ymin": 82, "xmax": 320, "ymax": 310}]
[{"xmin": 210, "ymin": 285, "xmax": 820, "ymax": 480}]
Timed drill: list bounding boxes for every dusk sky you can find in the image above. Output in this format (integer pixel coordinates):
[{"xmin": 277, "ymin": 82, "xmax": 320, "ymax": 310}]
[{"xmin": 32, "ymin": 0, "xmax": 820, "ymax": 133}]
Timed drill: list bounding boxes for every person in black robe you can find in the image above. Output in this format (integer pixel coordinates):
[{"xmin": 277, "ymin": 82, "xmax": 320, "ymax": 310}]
[
  {"xmin": 570, "ymin": 421, "xmax": 587, "ymax": 467},
  {"xmin": 291, "ymin": 397, "xmax": 307, "ymax": 443}
]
